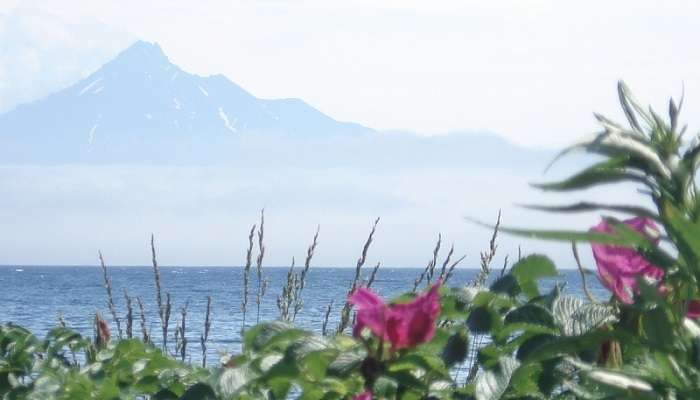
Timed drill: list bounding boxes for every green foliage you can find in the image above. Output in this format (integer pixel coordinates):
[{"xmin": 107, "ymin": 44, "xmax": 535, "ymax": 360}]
[
  {"xmin": 4, "ymin": 82, "xmax": 700, "ymax": 399},
  {"xmin": 0, "ymin": 324, "xmax": 209, "ymax": 399},
  {"xmin": 459, "ymin": 82, "xmax": 700, "ymax": 399}
]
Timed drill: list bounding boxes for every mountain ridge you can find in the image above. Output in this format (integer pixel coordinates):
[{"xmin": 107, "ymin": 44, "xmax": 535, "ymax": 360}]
[
  {"xmin": 0, "ymin": 40, "xmax": 373, "ymax": 163},
  {"xmin": 0, "ymin": 40, "xmax": 556, "ymax": 167}
]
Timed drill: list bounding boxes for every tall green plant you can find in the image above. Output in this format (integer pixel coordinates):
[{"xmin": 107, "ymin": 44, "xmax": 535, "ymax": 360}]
[{"xmin": 464, "ymin": 81, "xmax": 700, "ymax": 399}]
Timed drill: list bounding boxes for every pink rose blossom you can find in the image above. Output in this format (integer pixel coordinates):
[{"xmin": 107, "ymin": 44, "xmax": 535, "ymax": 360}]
[
  {"xmin": 353, "ymin": 391, "xmax": 372, "ymax": 400},
  {"xmin": 687, "ymin": 300, "xmax": 700, "ymax": 319},
  {"xmin": 349, "ymin": 282, "xmax": 441, "ymax": 349},
  {"xmin": 591, "ymin": 217, "xmax": 700, "ymax": 319},
  {"xmin": 591, "ymin": 217, "xmax": 664, "ymax": 304},
  {"xmin": 349, "ymin": 288, "xmax": 391, "ymax": 341}
]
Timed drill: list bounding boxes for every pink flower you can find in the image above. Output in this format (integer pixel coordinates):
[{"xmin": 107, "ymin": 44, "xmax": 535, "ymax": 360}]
[
  {"xmin": 591, "ymin": 217, "xmax": 664, "ymax": 304},
  {"xmin": 353, "ymin": 391, "xmax": 372, "ymax": 400},
  {"xmin": 687, "ymin": 300, "xmax": 700, "ymax": 319},
  {"xmin": 591, "ymin": 217, "xmax": 700, "ymax": 318},
  {"xmin": 349, "ymin": 282, "xmax": 441, "ymax": 350}
]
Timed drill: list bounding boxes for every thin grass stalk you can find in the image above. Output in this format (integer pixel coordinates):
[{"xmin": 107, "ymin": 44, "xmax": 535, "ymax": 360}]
[
  {"xmin": 465, "ymin": 211, "xmax": 502, "ymax": 384},
  {"xmin": 178, "ymin": 302, "xmax": 188, "ymax": 362},
  {"xmin": 413, "ymin": 234, "xmax": 442, "ymax": 292},
  {"xmin": 426, "ymin": 234, "xmax": 442, "ymax": 285},
  {"xmin": 164, "ymin": 292, "xmax": 172, "ymax": 352},
  {"xmin": 444, "ymin": 255, "xmax": 466, "ymax": 284},
  {"xmin": 366, "ymin": 262, "xmax": 381, "ymax": 289},
  {"xmin": 174, "ymin": 323, "xmax": 180, "ymax": 358},
  {"xmin": 124, "ymin": 289, "xmax": 133, "ymax": 339},
  {"xmin": 438, "ymin": 244, "xmax": 455, "ymax": 281},
  {"xmin": 256, "ymin": 209, "xmax": 266, "ymax": 324},
  {"xmin": 471, "ymin": 210, "xmax": 501, "ymax": 287},
  {"xmin": 201, "ymin": 296, "xmax": 212, "ymax": 367},
  {"xmin": 322, "ymin": 300, "xmax": 334, "ymax": 336},
  {"xmin": 572, "ymin": 242, "xmax": 599, "ymax": 303},
  {"xmin": 261, "ymin": 278, "xmax": 268, "ymax": 319},
  {"xmin": 337, "ymin": 218, "xmax": 380, "ymax": 334},
  {"xmin": 99, "ymin": 251, "xmax": 122, "ymax": 338},
  {"xmin": 150, "ymin": 234, "xmax": 170, "ymax": 350},
  {"xmin": 499, "ymin": 254, "xmax": 510, "ymax": 278},
  {"xmin": 241, "ymin": 223, "xmax": 256, "ymax": 332},
  {"xmin": 277, "ymin": 258, "xmax": 297, "ymax": 321},
  {"xmin": 136, "ymin": 297, "xmax": 150, "ymax": 344},
  {"xmin": 292, "ymin": 226, "xmax": 319, "ymax": 322}
]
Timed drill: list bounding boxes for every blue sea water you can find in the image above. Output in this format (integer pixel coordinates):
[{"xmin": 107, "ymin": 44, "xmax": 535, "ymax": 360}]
[{"xmin": 0, "ymin": 265, "xmax": 608, "ymax": 363}]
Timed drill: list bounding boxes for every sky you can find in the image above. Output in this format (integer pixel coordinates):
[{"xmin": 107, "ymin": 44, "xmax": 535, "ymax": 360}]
[
  {"xmin": 2, "ymin": 0, "xmax": 699, "ymax": 146},
  {"xmin": 0, "ymin": 0, "xmax": 694, "ymax": 268}
]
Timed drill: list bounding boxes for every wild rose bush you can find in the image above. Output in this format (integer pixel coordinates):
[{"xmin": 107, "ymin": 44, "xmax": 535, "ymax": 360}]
[{"xmin": 3, "ymin": 82, "xmax": 700, "ymax": 399}]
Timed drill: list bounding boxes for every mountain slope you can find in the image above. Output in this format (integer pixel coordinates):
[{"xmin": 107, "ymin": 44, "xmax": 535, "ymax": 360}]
[{"xmin": 0, "ymin": 41, "xmax": 372, "ymax": 163}]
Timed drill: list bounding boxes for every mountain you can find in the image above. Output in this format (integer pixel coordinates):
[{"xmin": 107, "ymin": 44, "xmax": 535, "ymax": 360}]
[{"xmin": 0, "ymin": 41, "xmax": 373, "ymax": 163}]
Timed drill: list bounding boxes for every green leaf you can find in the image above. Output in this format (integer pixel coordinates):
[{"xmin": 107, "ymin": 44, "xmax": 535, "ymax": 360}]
[
  {"xmin": 516, "ymin": 334, "xmax": 557, "ymax": 361},
  {"xmin": 552, "ymin": 295, "xmax": 618, "ymax": 336},
  {"xmin": 618, "ymin": 81, "xmax": 647, "ymax": 132},
  {"xmin": 263, "ymin": 356, "xmax": 299, "ymax": 381},
  {"xmin": 494, "ymin": 322, "xmax": 558, "ymax": 344},
  {"xmin": 489, "ymin": 275, "xmax": 520, "ymax": 297},
  {"xmin": 510, "ymin": 255, "xmax": 557, "ymax": 299},
  {"xmin": 475, "ymin": 356, "xmax": 519, "ymax": 400},
  {"xmin": 179, "ymin": 383, "xmax": 216, "ymax": 400},
  {"xmin": 533, "ymin": 156, "xmax": 647, "ymax": 192},
  {"xmin": 216, "ymin": 366, "xmax": 256, "ymax": 397},
  {"xmin": 521, "ymin": 329, "xmax": 629, "ymax": 363},
  {"xmin": 300, "ymin": 351, "xmax": 336, "ymax": 381},
  {"xmin": 468, "ymin": 218, "xmax": 644, "ymax": 246},
  {"xmin": 248, "ymin": 322, "xmax": 308, "ymax": 353},
  {"xmin": 288, "ymin": 335, "xmax": 332, "ymax": 360},
  {"xmin": 641, "ymin": 307, "xmax": 676, "ymax": 351},
  {"xmin": 267, "ymin": 377, "xmax": 293, "ymax": 399},
  {"xmin": 468, "ymin": 307, "xmax": 497, "ymax": 334},
  {"xmin": 586, "ymin": 369, "xmax": 653, "ymax": 393},
  {"xmin": 505, "ymin": 304, "xmax": 555, "ymax": 329},
  {"xmin": 662, "ymin": 202, "xmax": 700, "ymax": 275},
  {"xmin": 391, "ymin": 352, "xmax": 448, "ymax": 378},
  {"xmin": 328, "ymin": 348, "xmax": 365, "ymax": 377},
  {"xmin": 253, "ymin": 352, "xmax": 284, "ymax": 374},
  {"xmin": 519, "ymin": 202, "xmax": 659, "ymax": 221},
  {"xmin": 386, "ymin": 369, "xmax": 426, "ymax": 391},
  {"xmin": 152, "ymin": 389, "xmax": 179, "ymax": 400},
  {"xmin": 441, "ymin": 328, "xmax": 469, "ymax": 368},
  {"xmin": 509, "ymin": 362, "xmax": 543, "ymax": 397},
  {"xmin": 374, "ymin": 376, "xmax": 398, "ymax": 398}
]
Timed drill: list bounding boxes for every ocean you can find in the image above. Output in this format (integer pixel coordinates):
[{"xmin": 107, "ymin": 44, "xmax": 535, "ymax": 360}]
[{"xmin": 0, "ymin": 265, "xmax": 609, "ymax": 363}]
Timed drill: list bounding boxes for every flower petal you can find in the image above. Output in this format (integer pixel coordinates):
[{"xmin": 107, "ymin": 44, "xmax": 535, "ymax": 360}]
[
  {"xmin": 687, "ymin": 300, "xmax": 700, "ymax": 319},
  {"xmin": 353, "ymin": 390, "xmax": 372, "ymax": 400},
  {"xmin": 349, "ymin": 288, "xmax": 388, "ymax": 340},
  {"xmin": 386, "ymin": 282, "xmax": 441, "ymax": 349},
  {"xmin": 349, "ymin": 288, "xmax": 385, "ymax": 310},
  {"xmin": 590, "ymin": 217, "xmax": 664, "ymax": 304}
]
